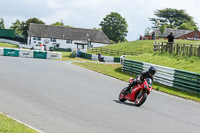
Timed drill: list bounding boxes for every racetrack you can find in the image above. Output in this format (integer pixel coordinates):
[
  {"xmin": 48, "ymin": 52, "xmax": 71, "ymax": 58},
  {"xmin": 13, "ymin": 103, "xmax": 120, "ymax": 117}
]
[{"xmin": 0, "ymin": 56, "xmax": 200, "ymax": 133}]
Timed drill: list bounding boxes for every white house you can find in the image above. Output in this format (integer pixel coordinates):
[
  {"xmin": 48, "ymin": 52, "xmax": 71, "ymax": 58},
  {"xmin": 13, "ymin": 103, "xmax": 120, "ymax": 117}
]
[{"xmin": 27, "ymin": 23, "xmax": 110, "ymax": 52}]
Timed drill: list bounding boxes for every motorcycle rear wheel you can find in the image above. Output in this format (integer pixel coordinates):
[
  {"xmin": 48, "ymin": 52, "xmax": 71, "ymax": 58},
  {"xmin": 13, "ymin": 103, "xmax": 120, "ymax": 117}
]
[
  {"xmin": 135, "ymin": 92, "xmax": 147, "ymax": 107},
  {"xmin": 119, "ymin": 87, "xmax": 127, "ymax": 102}
]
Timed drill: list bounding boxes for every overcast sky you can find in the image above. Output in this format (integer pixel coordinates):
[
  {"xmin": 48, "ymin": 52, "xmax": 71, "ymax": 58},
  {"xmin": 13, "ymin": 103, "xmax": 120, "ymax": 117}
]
[{"xmin": 1, "ymin": 0, "xmax": 200, "ymax": 41}]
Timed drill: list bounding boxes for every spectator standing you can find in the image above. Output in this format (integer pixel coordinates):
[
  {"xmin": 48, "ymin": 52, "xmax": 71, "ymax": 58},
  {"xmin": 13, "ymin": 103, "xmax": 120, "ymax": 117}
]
[
  {"xmin": 139, "ymin": 35, "xmax": 143, "ymax": 40},
  {"xmin": 152, "ymin": 31, "xmax": 155, "ymax": 40},
  {"xmin": 167, "ymin": 32, "xmax": 175, "ymax": 53},
  {"xmin": 167, "ymin": 32, "xmax": 175, "ymax": 43}
]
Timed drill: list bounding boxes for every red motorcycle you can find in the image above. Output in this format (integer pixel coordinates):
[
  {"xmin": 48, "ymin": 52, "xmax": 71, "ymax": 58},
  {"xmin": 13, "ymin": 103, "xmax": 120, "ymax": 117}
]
[{"xmin": 119, "ymin": 78, "xmax": 153, "ymax": 107}]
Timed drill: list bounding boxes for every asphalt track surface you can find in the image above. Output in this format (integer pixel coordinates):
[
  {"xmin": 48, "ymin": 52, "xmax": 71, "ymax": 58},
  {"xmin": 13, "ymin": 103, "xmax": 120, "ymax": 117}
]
[{"xmin": 0, "ymin": 56, "xmax": 200, "ymax": 133}]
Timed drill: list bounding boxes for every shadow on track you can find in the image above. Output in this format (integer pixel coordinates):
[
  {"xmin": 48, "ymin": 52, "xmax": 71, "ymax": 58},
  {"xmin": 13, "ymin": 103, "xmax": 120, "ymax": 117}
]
[{"xmin": 113, "ymin": 100, "xmax": 137, "ymax": 107}]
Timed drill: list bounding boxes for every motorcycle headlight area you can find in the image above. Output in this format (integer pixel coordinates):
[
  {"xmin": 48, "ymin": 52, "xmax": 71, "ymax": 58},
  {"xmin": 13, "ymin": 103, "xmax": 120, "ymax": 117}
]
[{"xmin": 144, "ymin": 85, "xmax": 148, "ymax": 89}]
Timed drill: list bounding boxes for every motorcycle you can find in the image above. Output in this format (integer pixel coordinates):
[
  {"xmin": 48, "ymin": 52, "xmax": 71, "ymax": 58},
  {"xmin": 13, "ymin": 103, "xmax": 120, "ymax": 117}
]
[{"xmin": 119, "ymin": 78, "xmax": 153, "ymax": 107}]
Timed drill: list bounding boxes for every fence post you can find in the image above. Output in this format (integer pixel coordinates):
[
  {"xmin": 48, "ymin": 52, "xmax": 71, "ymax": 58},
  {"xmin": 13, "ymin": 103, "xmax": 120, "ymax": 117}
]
[
  {"xmin": 198, "ymin": 46, "xmax": 200, "ymax": 58},
  {"xmin": 183, "ymin": 44, "xmax": 185, "ymax": 56},
  {"xmin": 189, "ymin": 45, "xmax": 193, "ymax": 57},
  {"xmin": 176, "ymin": 44, "xmax": 179, "ymax": 55},
  {"xmin": 161, "ymin": 42, "xmax": 164, "ymax": 52},
  {"xmin": 194, "ymin": 47, "xmax": 197, "ymax": 56}
]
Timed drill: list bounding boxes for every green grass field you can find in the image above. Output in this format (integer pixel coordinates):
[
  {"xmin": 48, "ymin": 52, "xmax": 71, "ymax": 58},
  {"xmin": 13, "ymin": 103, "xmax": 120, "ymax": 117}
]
[
  {"xmin": 0, "ymin": 42, "xmax": 18, "ymax": 48},
  {"xmin": 0, "ymin": 113, "xmax": 38, "ymax": 133},
  {"xmin": 90, "ymin": 39, "xmax": 200, "ymax": 73},
  {"xmin": 102, "ymin": 39, "xmax": 200, "ymax": 53}
]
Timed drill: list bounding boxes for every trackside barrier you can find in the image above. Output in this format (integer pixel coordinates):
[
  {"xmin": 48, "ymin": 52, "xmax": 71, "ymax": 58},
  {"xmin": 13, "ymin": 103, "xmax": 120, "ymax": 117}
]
[
  {"xmin": 80, "ymin": 52, "xmax": 120, "ymax": 62},
  {"xmin": 122, "ymin": 59, "xmax": 200, "ymax": 93},
  {"xmin": 4, "ymin": 48, "xmax": 19, "ymax": 57},
  {"xmin": 19, "ymin": 50, "xmax": 34, "ymax": 58},
  {"xmin": 0, "ymin": 47, "xmax": 62, "ymax": 60},
  {"xmin": 47, "ymin": 52, "xmax": 62, "ymax": 59},
  {"xmin": 34, "ymin": 51, "xmax": 47, "ymax": 59},
  {"xmin": 0, "ymin": 48, "xmax": 3, "ymax": 56}
]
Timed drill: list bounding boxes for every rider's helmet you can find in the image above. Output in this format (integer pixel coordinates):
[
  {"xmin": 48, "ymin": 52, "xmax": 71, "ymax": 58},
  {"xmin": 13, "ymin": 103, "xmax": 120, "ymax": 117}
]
[{"xmin": 148, "ymin": 66, "xmax": 157, "ymax": 76}]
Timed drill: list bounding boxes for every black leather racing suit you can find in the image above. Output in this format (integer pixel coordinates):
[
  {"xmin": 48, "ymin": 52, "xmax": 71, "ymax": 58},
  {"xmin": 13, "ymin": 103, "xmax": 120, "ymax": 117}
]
[{"xmin": 125, "ymin": 71, "xmax": 154, "ymax": 92}]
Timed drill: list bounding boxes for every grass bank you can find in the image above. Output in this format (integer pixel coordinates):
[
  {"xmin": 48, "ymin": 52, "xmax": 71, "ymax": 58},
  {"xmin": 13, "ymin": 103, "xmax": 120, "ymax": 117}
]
[
  {"xmin": 126, "ymin": 52, "xmax": 200, "ymax": 73},
  {"xmin": 0, "ymin": 113, "xmax": 39, "ymax": 133},
  {"xmin": 0, "ymin": 42, "xmax": 18, "ymax": 48},
  {"xmin": 72, "ymin": 62, "xmax": 200, "ymax": 102}
]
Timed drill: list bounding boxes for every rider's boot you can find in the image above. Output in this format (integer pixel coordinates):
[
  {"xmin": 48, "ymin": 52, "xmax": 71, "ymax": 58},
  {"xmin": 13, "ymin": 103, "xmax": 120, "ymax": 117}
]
[{"xmin": 123, "ymin": 86, "xmax": 131, "ymax": 95}]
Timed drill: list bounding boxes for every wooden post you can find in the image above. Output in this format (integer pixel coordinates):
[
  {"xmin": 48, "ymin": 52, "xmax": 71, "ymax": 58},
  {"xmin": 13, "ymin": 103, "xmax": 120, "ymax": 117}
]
[
  {"xmin": 194, "ymin": 47, "xmax": 197, "ymax": 57},
  {"xmin": 189, "ymin": 45, "xmax": 193, "ymax": 57},
  {"xmin": 176, "ymin": 44, "xmax": 179, "ymax": 55},
  {"xmin": 161, "ymin": 43, "xmax": 164, "ymax": 53},
  {"xmin": 183, "ymin": 44, "xmax": 185, "ymax": 56},
  {"xmin": 198, "ymin": 46, "xmax": 200, "ymax": 58}
]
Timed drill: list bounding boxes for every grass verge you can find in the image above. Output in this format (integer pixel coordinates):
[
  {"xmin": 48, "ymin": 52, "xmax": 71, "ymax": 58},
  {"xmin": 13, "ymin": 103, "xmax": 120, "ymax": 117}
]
[
  {"xmin": 0, "ymin": 42, "xmax": 18, "ymax": 48},
  {"xmin": 0, "ymin": 113, "xmax": 39, "ymax": 133},
  {"xmin": 72, "ymin": 62, "xmax": 200, "ymax": 102},
  {"xmin": 126, "ymin": 52, "xmax": 200, "ymax": 73}
]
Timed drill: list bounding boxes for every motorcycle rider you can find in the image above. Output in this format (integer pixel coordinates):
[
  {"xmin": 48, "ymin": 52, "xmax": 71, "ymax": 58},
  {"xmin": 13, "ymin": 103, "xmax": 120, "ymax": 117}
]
[
  {"xmin": 98, "ymin": 53, "xmax": 105, "ymax": 62},
  {"xmin": 123, "ymin": 66, "xmax": 157, "ymax": 95}
]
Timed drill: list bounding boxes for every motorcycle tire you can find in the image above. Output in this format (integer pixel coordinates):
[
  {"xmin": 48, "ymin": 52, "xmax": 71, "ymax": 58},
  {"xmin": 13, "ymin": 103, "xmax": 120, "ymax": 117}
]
[
  {"xmin": 119, "ymin": 87, "xmax": 127, "ymax": 102},
  {"xmin": 135, "ymin": 92, "xmax": 147, "ymax": 107}
]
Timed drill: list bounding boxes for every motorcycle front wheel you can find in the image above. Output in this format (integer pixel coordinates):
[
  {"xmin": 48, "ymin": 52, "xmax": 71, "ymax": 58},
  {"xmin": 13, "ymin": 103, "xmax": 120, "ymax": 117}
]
[
  {"xmin": 119, "ymin": 87, "xmax": 127, "ymax": 102},
  {"xmin": 135, "ymin": 92, "xmax": 147, "ymax": 107}
]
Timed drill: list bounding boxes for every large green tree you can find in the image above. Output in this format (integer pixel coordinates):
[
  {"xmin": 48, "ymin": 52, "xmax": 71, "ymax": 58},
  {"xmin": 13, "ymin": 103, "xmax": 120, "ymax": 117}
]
[
  {"xmin": 150, "ymin": 8, "xmax": 198, "ymax": 30},
  {"xmin": 100, "ymin": 12, "xmax": 128, "ymax": 43},
  {"xmin": 10, "ymin": 19, "xmax": 23, "ymax": 36},
  {"xmin": 21, "ymin": 18, "xmax": 45, "ymax": 37},
  {"xmin": 0, "ymin": 17, "xmax": 5, "ymax": 29}
]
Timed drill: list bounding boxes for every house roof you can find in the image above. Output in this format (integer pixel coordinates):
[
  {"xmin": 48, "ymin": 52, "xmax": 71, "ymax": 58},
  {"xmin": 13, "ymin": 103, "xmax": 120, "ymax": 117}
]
[
  {"xmin": 28, "ymin": 23, "xmax": 110, "ymax": 44},
  {"xmin": 156, "ymin": 28, "xmax": 193, "ymax": 38}
]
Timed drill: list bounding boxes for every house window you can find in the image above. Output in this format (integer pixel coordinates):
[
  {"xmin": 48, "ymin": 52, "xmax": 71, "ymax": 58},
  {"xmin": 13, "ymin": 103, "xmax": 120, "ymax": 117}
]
[
  {"xmin": 66, "ymin": 39, "xmax": 72, "ymax": 44},
  {"xmin": 53, "ymin": 43, "xmax": 60, "ymax": 48},
  {"xmin": 33, "ymin": 37, "xmax": 41, "ymax": 40},
  {"xmin": 51, "ymin": 38, "xmax": 56, "ymax": 42},
  {"xmin": 77, "ymin": 44, "xmax": 84, "ymax": 49}
]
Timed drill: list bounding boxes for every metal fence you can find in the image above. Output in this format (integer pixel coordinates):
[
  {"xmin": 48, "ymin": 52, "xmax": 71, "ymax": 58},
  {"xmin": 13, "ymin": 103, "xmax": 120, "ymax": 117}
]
[{"xmin": 122, "ymin": 59, "xmax": 200, "ymax": 93}]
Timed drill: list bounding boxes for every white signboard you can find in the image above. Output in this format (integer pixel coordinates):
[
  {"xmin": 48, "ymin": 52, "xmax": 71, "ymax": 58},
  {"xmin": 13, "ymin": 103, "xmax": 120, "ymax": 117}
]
[
  {"xmin": 19, "ymin": 50, "xmax": 34, "ymax": 58},
  {"xmin": 47, "ymin": 52, "xmax": 62, "ymax": 59},
  {"xmin": 0, "ymin": 48, "xmax": 4, "ymax": 56}
]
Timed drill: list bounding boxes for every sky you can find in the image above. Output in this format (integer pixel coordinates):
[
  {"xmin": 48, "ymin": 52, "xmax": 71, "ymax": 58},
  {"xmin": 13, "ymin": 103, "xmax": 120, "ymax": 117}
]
[{"xmin": 1, "ymin": 0, "xmax": 200, "ymax": 41}]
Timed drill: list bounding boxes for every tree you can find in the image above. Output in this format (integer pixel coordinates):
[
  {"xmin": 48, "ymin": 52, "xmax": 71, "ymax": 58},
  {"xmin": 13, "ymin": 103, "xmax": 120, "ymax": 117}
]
[
  {"xmin": 0, "ymin": 17, "xmax": 5, "ymax": 29},
  {"xmin": 178, "ymin": 22, "xmax": 198, "ymax": 30},
  {"xmin": 99, "ymin": 12, "xmax": 128, "ymax": 43},
  {"xmin": 21, "ymin": 18, "xmax": 45, "ymax": 37},
  {"xmin": 159, "ymin": 24, "xmax": 166, "ymax": 37},
  {"xmin": 10, "ymin": 19, "xmax": 23, "ymax": 36},
  {"xmin": 150, "ymin": 8, "xmax": 197, "ymax": 29},
  {"xmin": 51, "ymin": 21, "xmax": 65, "ymax": 26},
  {"xmin": 144, "ymin": 27, "xmax": 152, "ymax": 36}
]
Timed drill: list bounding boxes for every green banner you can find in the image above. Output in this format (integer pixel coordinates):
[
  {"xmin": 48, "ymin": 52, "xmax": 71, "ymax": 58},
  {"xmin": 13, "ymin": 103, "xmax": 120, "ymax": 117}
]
[
  {"xmin": 4, "ymin": 48, "xmax": 19, "ymax": 57},
  {"xmin": 34, "ymin": 51, "xmax": 47, "ymax": 59}
]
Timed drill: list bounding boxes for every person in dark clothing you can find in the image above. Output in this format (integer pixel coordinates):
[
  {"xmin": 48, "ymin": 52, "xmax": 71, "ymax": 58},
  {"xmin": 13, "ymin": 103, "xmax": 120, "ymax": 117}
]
[
  {"xmin": 123, "ymin": 66, "xmax": 157, "ymax": 94},
  {"xmin": 167, "ymin": 32, "xmax": 174, "ymax": 43},
  {"xmin": 98, "ymin": 53, "xmax": 105, "ymax": 62},
  {"xmin": 152, "ymin": 31, "xmax": 155, "ymax": 40}
]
